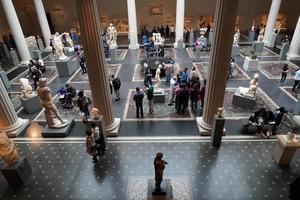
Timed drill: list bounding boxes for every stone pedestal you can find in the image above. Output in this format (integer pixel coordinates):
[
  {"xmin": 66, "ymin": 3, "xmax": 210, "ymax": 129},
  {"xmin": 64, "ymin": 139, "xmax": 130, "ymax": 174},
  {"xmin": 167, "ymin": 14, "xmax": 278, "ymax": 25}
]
[
  {"xmin": 0, "ymin": 71, "xmax": 11, "ymax": 89},
  {"xmin": 10, "ymin": 49, "xmax": 20, "ymax": 67},
  {"xmin": 109, "ymin": 48, "xmax": 116, "ymax": 63},
  {"xmin": 194, "ymin": 48, "xmax": 201, "ymax": 62},
  {"xmin": 254, "ymin": 41, "xmax": 264, "ymax": 53},
  {"xmin": 268, "ymin": 33, "xmax": 277, "ymax": 48},
  {"xmin": 272, "ymin": 135, "xmax": 300, "ymax": 165},
  {"xmin": 37, "ymin": 38, "xmax": 44, "ymax": 51},
  {"xmin": 248, "ymin": 31, "xmax": 255, "ymax": 42},
  {"xmin": 209, "ymin": 31, "xmax": 213, "ymax": 45},
  {"xmin": 279, "ymin": 42, "xmax": 289, "ymax": 61},
  {"xmin": 28, "ymin": 47, "xmax": 35, "ymax": 58},
  {"xmin": 19, "ymin": 95, "xmax": 42, "ymax": 114},
  {"xmin": 211, "ymin": 114, "xmax": 225, "ymax": 148},
  {"xmin": 231, "ymin": 45, "xmax": 239, "ymax": 57},
  {"xmin": 42, "ymin": 119, "xmax": 74, "ymax": 137},
  {"xmin": 177, "ymin": 39, "xmax": 184, "ymax": 49},
  {"xmin": 33, "ymin": 50, "xmax": 42, "ymax": 59},
  {"xmin": 0, "ymin": 156, "xmax": 32, "ymax": 187},
  {"xmin": 147, "ymin": 179, "xmax": 172, "ymax": 200},
  {"xmin": 243, "ymin": 56, "xmax": 258, "ymax": 72},
  {"xmin": 189, "ymin": 32, "xmax": 194, "ymax": 46},
  {"xmin": 232, "ymin": 90, "xmax": 256, "ymax": 109},
  {"xmin": 153, "ymin": 90, "xmax": 165, "ymax": 103},
  {"xmin": 55, "ymin": 57, "xmax": 79, "ymax": 77}
]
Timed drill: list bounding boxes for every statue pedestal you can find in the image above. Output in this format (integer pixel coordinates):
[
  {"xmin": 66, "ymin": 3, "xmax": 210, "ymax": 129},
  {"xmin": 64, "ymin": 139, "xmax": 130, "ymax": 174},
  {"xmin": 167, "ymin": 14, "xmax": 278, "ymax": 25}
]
[
  {"xmin": 194, "ymin": 48, "xmax": 201, "ymax": 62},
  {"xmin": 248, "ymin": 31, "xmax": 255, "ymax": 42},
  {"xmin": 55, "ymin": 57, "xmax": 79, "ymax": 77},
  {"xmin": 231, "ymin": 45, "xmax": 239, "ymax": 57},
  {"xmin": 243, "ymin": 56, "xmax": 258, "ymax": 72},
  {"xmin": 42, "ymin": 119, "xmax": 74, "ymax": 137},
  {"xmin": 10, "ymin": 49, "xmax": 20, "ymax": 67},
  {"xmin": 176, "ymin": 39, "xmax": 184, "ymax": 49},
  {"xmin": 211, "ymin": 114, "xmax": 225, "ymax": 148},
  {"xmin": 279, "ymin": 42, "xmax": 289, "ymax": 61},
  {"xmin": 189, "ymin": 32, "xmax": 194, "ymax": 46},
  {"xmin": 19, "ymin": 95, "xmax": 42, "ymax": 114},
  {"xmin": 254, "ymin": 41, "xmax": 264, "ymax": 53},
  {"xmin": 147, "ymin": 179, "xmax": 172, "ymax": 200},
  {"xmin": 0, "ymin": 71, "xmax": 11, "ymax": 90},
  {"xmin": 33, "ymin": 50, "xmax": 42, "ymax": 59},
  {"xmin": 267, "ymin": 33, "xmax": 277, "ymax": 48},
  {"xmin": 37, "ymin": 38, "xmax": 44, "ymax": 51},
  {"xmin": 153, "ymin": 89, "xmax": 165, "ymax": 103},
  {"xmin": 109, "ymin": 44, "xmax": 118, "ymax": 50},
  {"xmin": 0, "ymin": 156, "xmax": 32, "ymax": 187},
  {"xmin": 109, "ymin": 48, "xmax": 116, "ymax": 63},
  {"xmin": 232, "ymin": 90, "xmax": 256, "ymax": 109}
]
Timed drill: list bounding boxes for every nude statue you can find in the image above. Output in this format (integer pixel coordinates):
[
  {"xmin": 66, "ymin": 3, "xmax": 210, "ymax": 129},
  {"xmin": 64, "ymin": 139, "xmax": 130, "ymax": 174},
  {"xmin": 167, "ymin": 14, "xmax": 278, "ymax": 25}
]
[
  {"xmin": 154, "ymin": 152, "xmax": 168, "ymax": 190},
  {"xmin": 64, "ymin": 32, "xmax": 73, "ymax": 47},
  {"xmin": 257, "ymin": 30, "xmax": 264, "ymax": 42},
  {"xmin": 53, "ymin": 32, "xmax": 67, "ymax": 60},
  {"xmin": 154, "ymin": 65, "xmax": 162, "ymax": 89},
  {"xmin": 37, "ymin": 78, "xmax": 68, "ymax": 128},
  {"xmin": 239, "ymin": 73, "xmax": 259, "ymax": 98},
  {"xmin": 0, "ymin": 132, "xmax": 20, "ymax": 166},
  {"xmin": 19, "ymin": 78, "xmax": 35, "ymax": 98},
  {"xmin": 107, "ymin": 23, "xmax": 118, "ymax": 46}
]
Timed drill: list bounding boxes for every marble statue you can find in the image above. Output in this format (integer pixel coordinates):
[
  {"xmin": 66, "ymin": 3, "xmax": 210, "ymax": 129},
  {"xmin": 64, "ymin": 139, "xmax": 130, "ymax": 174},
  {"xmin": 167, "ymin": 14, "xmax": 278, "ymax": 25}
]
[
  {"xmin": 19, "ymin": 78, "xmax": 35, "ymax": 98},
  {"xmin": 107, "ymin": 23, "xmax": 118, "ymax": 46},
  {"xmin": 257, "ymin": 30, "xmax": 264, "ymax": 42},
  {"xmin": 154, "ymin": 65, "xmax": 162, "ymax": 90},
  {"xmin": 0, "ymin": 132, "xmax": 20, "ymax": 166},
  {"xmin": 53, "ymin": 32, "xmax": 67, "ymax": 60},
  {"xmin": 233, "ymin": 32, "xmax": 239, "ymax": 45},
  {"xmin": 37, "ymin": 78, "xmax": 68, "ymax": 128},
  {"xmin": 239, "ymin": 73, "xmax": 259, "ymax": 98},
  {"xmin": 91, "ymin": 107, "xmax": 100, "ymax": 120},
  {"xmin": 64, "ymin": 32, "xmax": 73, "ymax": 47},
  {"xmin": 217, "ymin": 107, "xmax": 224, "ymax": 118},
  {"xmin": 153, "ymin": 152, "xmax": 168, "ymax": 190},
  {"xmin": 152, "ymin": 33, "xmax": 165, "ymax": 45}
]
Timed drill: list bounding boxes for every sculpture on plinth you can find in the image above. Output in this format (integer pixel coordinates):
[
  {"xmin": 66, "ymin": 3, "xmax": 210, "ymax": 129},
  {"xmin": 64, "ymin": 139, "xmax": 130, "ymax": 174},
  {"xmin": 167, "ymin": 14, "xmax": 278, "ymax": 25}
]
[
  {"xmin": 217, "ymin": 107, "xmax": 225, "ymax": 118},
  {"xmin": 53, "ymin": 32, "xmax": 67, "ymax": 60},
  {"xmin": 239, "ymin": 73, "xmax": 259, "ymax": 98},
  {"xmin": 250, "ymin": 47, "xmax": 257, "ymax": 59},
  {"xmin": 37, "ymin": 78, "xmax": 68, "ymax": 128},
  {"xmin": 64, "ymin": 32, "xmax": 74, "ymax": 47},
  {"xmin": 107, "ymin": 23, "xmax": 118, "ymax": 47},
  {"xmin": 233, "ymin": 30, "xmax": 240, "ymax": 45},
  {"xmin": 154, "ymin": 65, "xmax": 162, "ymax": 90},
  {"xmin": 153, "ymin": 152, "xmax": 168, "ymax": 190},
  {"xmin": 0, "ymin": 132, "xmax": 20, "ymax": 166},
  {"xmin": 19, "ymin": 78, "xmax": 35, "ymax": 98},
  {"xmin": 257, "ymin": 30, "xmax": 264, "ymax": 42}
]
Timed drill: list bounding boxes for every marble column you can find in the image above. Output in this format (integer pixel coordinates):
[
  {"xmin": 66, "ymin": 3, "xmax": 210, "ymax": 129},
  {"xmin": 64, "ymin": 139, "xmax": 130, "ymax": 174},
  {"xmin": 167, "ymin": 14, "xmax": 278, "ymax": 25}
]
[
  {"xmin": 197, "ymin": 0, "xmax": 239, "ymax": 135},
  {"xmin": 1, "ymin": 0, "xmax": 31, "ymax": 64},
  {"xmin": 174, "ymin": 0, "xmax": 185, "ymax": 48},
  {"xmin": 0, "ymin": 79, "xmax": 29, "ymax": 137},
  {"xmin": 75, "ymin": 0, "xmax": 120, "ymax": 136},
  {"xmin": 33, "ymin": 0, "xmax": 52, "ymax": 50},
  {"xmin": 127, "ymin": 0, "xmax": 139, "ymax": 49},
  {"xmin": 263, "ymin": 0, "xmax": 281, "ymax": 47},
  {"xmin": 287, "ymin": 16, "xmax": 300, "ymax": 60}
]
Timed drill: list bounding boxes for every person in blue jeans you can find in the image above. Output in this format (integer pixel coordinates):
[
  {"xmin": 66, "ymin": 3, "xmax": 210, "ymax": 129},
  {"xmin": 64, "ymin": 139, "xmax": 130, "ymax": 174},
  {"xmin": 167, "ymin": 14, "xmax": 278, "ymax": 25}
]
[{"xmin": 133, "ymin": 87, "xmax": 144, "ymax": 118}]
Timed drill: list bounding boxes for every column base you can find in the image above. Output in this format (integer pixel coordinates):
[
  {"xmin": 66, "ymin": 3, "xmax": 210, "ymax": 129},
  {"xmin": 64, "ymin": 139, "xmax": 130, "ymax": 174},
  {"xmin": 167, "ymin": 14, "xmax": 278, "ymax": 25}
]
[
  {"xmin": 173, "ymin": 41, "xmax": 185, "ymax": 49},
  {"xmin": 105, "ymin": 118, "xmax": 120, "ymax": 137},
  {"xmin": 196, "ymin": 117, "xmax": 212, "ymax": 136},
  {"xmin": 129, "ymin": 43, "xmax": 140, "ymax": 50},
  {"xmin": 0, "ymin": 118, "xmax": 30, "ymax": 138},
  {"xmin": 287, "ymin": 53, "xmax": 300, "ymax": 61}
]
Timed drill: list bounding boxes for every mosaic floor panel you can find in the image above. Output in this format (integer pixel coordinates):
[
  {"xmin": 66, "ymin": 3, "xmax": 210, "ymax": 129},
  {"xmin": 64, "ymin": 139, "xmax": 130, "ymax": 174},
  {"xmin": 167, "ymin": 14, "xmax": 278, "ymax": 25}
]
[
  {"xmin": 138, "ymin": 49, "xmax": 176, "ymax": 60},
  {"xmin": 258, "ymin": 61, "xmax": 299, "ymax": 79},
  {"xmin": 280, "ymin": 87, "xmax": 298, "ymax": 102},
  {"xmin": 106, "ymin": 49, "xmax": 128, "ymax": 61},
  {"xmin": 239, "ymin": 46, "xmax": 278, "ymax": 57}
]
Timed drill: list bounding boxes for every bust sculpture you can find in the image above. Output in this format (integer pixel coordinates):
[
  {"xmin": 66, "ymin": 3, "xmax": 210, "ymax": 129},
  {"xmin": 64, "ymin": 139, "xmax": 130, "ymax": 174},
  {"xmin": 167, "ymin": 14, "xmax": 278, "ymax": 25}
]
[
  {"xmin": 154, "ymin": 152, "xmax": 168, "ymax": 190},
  {"xmin": 257, "ymin": 30, "xmax": 264, "ymax": 42},
  {"xmin": 19, "ymin": 78, "xmax": 35, "ymax": 98},
  {"xmin": 37, "ymin": 78, "xmax": 68, "ymax": 128},
  {"xmin": 91, "ymin": 107, "xmax": 100, "ymax": 120},
  {"xmin": 154, "ymin": 65, "xmax": 162, "ymax": 89},
  {"xmin": 239, "ymin": 73, "xmax": 259, "ymax": 98},
  {"xmin": 217, "ymin": 107, "xmax": 224, "ymax": 118},
  {"xmin": 53, "ymin": 32, "xmax": 67, "ymax": 60},
  {"xmin": 107, "ymin": 23, "xmax": 118, "ymax": 46},
  {"xmin": 0, "ymin": 132, "xmax": 20, "ymax": 166}
]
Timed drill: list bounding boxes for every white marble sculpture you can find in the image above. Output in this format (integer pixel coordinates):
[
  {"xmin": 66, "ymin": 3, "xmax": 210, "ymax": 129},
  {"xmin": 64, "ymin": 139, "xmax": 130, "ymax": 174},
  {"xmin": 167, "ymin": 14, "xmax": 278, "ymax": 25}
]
[
  {"xmin": 53, "ymin": 32, "xmax": 67, "ymax": 60},
  {"xmin": 107, "ymin": 23, "xmax": 118, "ymax": 47},
  {"xmin": 233, "ymin": 32, "xmax": 239, "ymax": 45},
  {"xmin": 217, "ymin": 107, "xmax": 225, "ymax": 118},
  {"xmin": 0, "ymin": 132, "xmax": 20, "ymax": 166},
  {"xmin": 37, "ymin": 78, "xmax": 68, "ymax": 128},
  {"xmin": 154, "ymin": 65, "xmax": 162, "ymax": 90},
  {"xmin": 257, "ymin": 30, "xmax": 264, "ymax": 42},
  {"xmin": 19, "ymin": 78, "xmax": 35, "ymax": 98},
  {"xmin": 25, "ymin": 36, "xmax": 38, "ymax": 49},
  {"xmin": 152, "ymin": 33, "xmax": 164, "ymax": 45},
  {"xmin": 91, "ymin": 107, "xmax": 100, "ymax": 120},
  {"xmin": 64, "ymin": 32, "xmax": 74, "ymax": 47},
  {"xmin": 239, "ymin": 73, "xmax": 259, "ymax": 98}
]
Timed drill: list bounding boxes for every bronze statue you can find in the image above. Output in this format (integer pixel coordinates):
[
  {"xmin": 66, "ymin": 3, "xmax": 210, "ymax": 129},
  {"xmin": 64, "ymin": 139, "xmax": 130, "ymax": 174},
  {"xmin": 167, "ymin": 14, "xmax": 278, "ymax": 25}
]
[{"xmin": 153, "ymin": 152, "xmax": 168, "ymax": 190}]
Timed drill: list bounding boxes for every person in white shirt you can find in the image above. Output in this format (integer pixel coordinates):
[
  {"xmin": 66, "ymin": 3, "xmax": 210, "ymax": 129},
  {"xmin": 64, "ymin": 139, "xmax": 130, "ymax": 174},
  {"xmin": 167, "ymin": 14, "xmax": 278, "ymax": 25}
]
[
  {"xmin": 292, "ymin": 68, "xmax": 300, "ymax": 92},
  {"xmin": 170, "ymin": 25, "xmax": 175, "ymax": 38},
  {"xmin": 168, "ymin": 76, "xmax": 177, "ymax": 106}
]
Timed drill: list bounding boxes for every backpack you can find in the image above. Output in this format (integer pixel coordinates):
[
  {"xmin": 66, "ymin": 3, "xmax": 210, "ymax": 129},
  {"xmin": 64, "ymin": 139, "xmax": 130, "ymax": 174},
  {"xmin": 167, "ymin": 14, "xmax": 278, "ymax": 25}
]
[{"xmin": 113, "ymin": 78, "xmax": 121, "ymax": 88}]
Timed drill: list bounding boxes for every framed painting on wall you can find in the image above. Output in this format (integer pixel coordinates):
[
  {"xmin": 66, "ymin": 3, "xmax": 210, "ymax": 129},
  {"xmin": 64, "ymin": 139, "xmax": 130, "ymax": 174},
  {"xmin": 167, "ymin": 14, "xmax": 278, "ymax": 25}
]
[{"xmin": 149, "ymin": 4, "xmax": 163, "ymax": 15}]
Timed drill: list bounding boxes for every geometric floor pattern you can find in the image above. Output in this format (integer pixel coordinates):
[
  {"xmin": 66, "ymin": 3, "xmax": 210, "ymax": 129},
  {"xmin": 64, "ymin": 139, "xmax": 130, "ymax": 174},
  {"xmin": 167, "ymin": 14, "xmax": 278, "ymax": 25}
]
[
  {"xmin": 239, "ymin": 46, "xmax": 278, "ymax": 57},
  {"xmin": 258, "ymin": 61, "xmax": 299, "ymax": 79}
]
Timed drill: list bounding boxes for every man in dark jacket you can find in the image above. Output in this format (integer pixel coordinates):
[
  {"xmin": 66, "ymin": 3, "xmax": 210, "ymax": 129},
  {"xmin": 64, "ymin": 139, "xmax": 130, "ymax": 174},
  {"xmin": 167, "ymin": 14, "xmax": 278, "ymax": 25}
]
[
  {"xmin": 133, "ymin": 87, "xmax": 144, "ymax": 118},
  {"xmin": 112, "ymin": 74, "xmax": 121, "ymax": 101},
  {"xmin": 177, "ymin": 85, "xmax": 189, "ymax": 114}
]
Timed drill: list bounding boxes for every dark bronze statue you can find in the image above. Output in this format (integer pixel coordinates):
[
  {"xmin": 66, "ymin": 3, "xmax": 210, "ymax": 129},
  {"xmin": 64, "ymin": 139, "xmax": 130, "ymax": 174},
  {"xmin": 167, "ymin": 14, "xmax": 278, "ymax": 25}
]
[{"xmin": 154, "ymin": 152, "xmax": 168, "ymax": 190}]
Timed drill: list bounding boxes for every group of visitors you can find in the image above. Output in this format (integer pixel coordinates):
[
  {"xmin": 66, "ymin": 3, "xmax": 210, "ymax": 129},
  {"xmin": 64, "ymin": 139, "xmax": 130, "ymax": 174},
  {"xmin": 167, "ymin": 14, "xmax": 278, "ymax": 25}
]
[
  {"xmin": 248, "ymin": 107, "xmax": 287, "ymax": 138},
  {"xmin": 85, "ymin": 122, "xmax": 106, "ymax": 163},
  {"xmin": 141, "ymin": 25, "xmax": 175, "ymax": 39},
  {"xmin": 143, "ymin": 40, "xmax": 165, "ymax": 58},
  {"xmin": 27, "ymin": 58, "xmax": 45, "ymax": 89}
]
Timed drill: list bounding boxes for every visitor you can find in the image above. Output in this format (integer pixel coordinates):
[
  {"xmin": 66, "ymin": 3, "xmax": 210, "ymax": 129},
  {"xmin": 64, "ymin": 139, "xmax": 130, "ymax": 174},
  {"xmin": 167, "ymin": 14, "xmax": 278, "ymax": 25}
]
[
  {"xmin": 144, "ymin": 67, "xmax": 153, "ymax": 87},
  {"xmin": 57, "ymin": 87, "xmax": 67, "ymax": 105},
  {"xmin": 77, "ymin": 89, "xmax": 90, "ymax": 117},
  {"xmin": 177, "ymin": 85, "xmax": 189, "ymax": 114},
  {"xmin": 290, "ymin": 176, "xmax": 300, "ymax": 200},
  {"xmin": 185, "ymin": 28, "xmax": 190, "ymax": 42},
  {"xmin": 168, "ymin": 76, "xmax": 177, "ymax": 106},
  {"xmin": 190, "ymin": 66, "xmax": 199, "ymax": 83},
  {"xmin": 50, "ymin": 39, "xmax": 55, "ymax": 55},
  {"xmin": 111, "ymin": 74, "xmax": 121, "ymax": 101},
  {"xmin": 170, "ymin": 25, "xmax": 175, "ymax": 38},
  {"xmin": 64, "ymin": 84, "xmax": 76, "ymax": 108},
  {"xmin": 160, "ymin": 25, "xmax": 165, "ymax": 36},
  {"xmin": 109, "ymin": 78, "xmax": 113, "ymax": 95},
  {"xmin": 269, "ymin": 107, "xmax": 287, "ymax": 135},
  {"xmin": 157, "ymin": 45, "xmax": 165, "ymax": 57},
  {"xmin": 199, "ymin": 79, "xmax": 206, "ymax": 108},
  {"xmin": 163, "ymin": 62, "xmax": 172, "ymax": 85},
  {"xmin": 165, "ymin": 25, "xmax": 170, "ymax": 38},
  {"xmin": 174, "ymin": 83, "xmax": 181, "ymax": 111},
  {"xmin": 292, "ymin": 68, "xmax": 300, "ymax": 92},
  {"xmin": 29, "ymin": 64, "xmax": 43, "ymax": 90},
  {"xmin": 181, "ymin": 68, "xmax": 189, "ymax": 85},
  {"xmin": 280, "ymin": 64, "xmax": 288, "ymax": 84},
  {"xmin": 85, "ymin": 130, "xmax": 98, "ymax": 163},
  {"xmin": 77, "ymin": 50, "xmax": 87, "ymax": 74},
  {"xmin": 228, "ymin": 57, "xmax": 235, "ymax": 79},
  {"xmin": 145, "ymin": 85, "xmax": 154, "ymax": 114},
  {"xmin": 133, "ymin": 87, "xmax": 144, "ymax": 118},
  {"xmin": 190, "ymin": 77, "xmax": 200, "ymax": 112},
  {"xmin": 91, "ymin": 122, "xmax": 101, "ymax": 155},
  {"xmin": 152, "ymin": 26, "xmax": 157, "ymax": 35},
  {"xmin": 32, "ymin": 58, "xmax": 45, "ymax": 73}
]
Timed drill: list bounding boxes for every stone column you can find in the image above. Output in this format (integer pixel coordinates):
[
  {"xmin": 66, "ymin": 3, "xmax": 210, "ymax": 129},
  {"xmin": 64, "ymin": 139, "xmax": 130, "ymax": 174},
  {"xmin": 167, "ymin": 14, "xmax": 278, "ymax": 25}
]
[
  {"xmin": 287, "ymin": 16, "xmax": 300, "ymax": 60},
  {"xmin": 263, "ymin": 0, "xmax": 281, "ymax": 47},
  {"xmin": 174, "ymin": 0, "xmax": 185, "ymax": 48},
  {"xmin": 75, "ymin": 0, "xmax": 120, "ymax": 136},
  {"xmin": 197, "ymin": 0, "xmax": 239, "ymax": 135},
  {"xmin": 0, "ymin": 80, "xmax": 29, "ymax": 137},
  {"xmin": 127, "ymin": 0, "xmax": 139, "ymax": 49},
  {"xmin": 1, "ymin": 0, "xmax": 31, "ymax": 64},
  {"xmin": 33, "ymin": 0, "xmax": 52, "ymax": 50}
]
